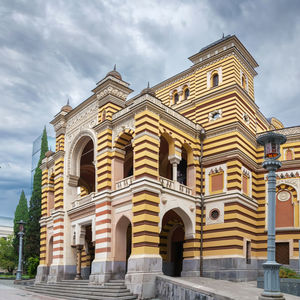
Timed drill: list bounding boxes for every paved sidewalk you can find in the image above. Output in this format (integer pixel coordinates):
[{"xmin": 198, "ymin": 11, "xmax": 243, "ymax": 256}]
[
  {"xmin": 0, "ymin": 280, "xmax": 63, "ymax": 300},
  {"xmin": 180, "ymin": 277, "xmax": 299, "ymax": 300}
]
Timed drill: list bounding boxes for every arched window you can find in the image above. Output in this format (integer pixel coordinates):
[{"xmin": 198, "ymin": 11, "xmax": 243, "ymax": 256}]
[
  {"xmin": 212, "ymin": 73, "xmax": 219, "ymax": 87},
  {"xmin": 242, "ymin": 75, "xmax": 246, "ymax": 89},
  {"xmin": 102, "ymin": 110, "xmax": 106, "ymax": 121},
  {"xmin": 184, "ymin": 88, "xmax": 189, "ymax": 100},
  {"xmin": 173, "ymin": 92, "xmax": 179, "ymax": 104}
]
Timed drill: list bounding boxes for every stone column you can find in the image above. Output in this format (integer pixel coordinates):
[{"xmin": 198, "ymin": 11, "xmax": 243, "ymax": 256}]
[
  {"xmin": 125, "ymin": 107, "xmax": 162, "ymax": 299},
  {"xmin": 75, "ymin": 245, "xmax": 83, "ymax": 280}
]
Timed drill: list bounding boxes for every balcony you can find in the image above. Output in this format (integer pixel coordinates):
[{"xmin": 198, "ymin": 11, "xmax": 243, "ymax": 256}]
[
  {"xmin": 160, "ymin": 176, "xmax": 192, "ymax": 196},
  {"xmin": 114, "ymin": 175, "xmax": 192, "ymax": 196},
  {"xmin": 72, "ymin": 192, "xmax": 95, "ymax": 208},
  {"xmin": 115, "ymin": 176, "xmax": 133, "ymax": 190}
]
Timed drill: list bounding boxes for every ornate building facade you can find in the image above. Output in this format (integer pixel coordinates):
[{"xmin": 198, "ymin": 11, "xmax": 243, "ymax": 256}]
[{"xmin": 36, "ymin": 35, "xmax": 300, "ymax": 298}]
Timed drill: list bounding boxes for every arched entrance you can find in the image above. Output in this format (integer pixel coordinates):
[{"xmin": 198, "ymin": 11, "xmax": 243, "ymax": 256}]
[
  {"xmin": 114, "ymin": 216, "xmax": 132, "ymax": 278},
  {"xmin": 81, "ymin": 225, "xmax": 95, "ymax": 279},
  {"xmin": 160, "ymin": 210, "xmax": 185, "ymax": 277}
]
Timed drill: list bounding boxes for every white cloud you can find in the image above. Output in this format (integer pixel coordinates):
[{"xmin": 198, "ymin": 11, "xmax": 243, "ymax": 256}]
[{"xmin": 1, "ymin": 0, "xmax": 300, "ymax": 216}]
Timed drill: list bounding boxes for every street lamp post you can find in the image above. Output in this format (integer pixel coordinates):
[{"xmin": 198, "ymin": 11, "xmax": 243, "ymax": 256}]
[
  {"xmin": 257, "ymin": 132, "xmax": 286, "ymax": 300},
  {"xmin": 15, "ymin": 220, "xmax": 26, "ymax": 281}
]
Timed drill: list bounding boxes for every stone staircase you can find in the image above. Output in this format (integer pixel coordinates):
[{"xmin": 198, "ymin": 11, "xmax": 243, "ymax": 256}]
[{"xmin": 25, "ymin": 279, "xmax": 138, "ymax": 300}]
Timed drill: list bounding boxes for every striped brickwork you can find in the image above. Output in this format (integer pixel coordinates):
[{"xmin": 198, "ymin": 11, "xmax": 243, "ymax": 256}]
[
  {"xmin": 81, "ymin": 248, "xmax": 91, "ymax": 268},
  {"xmin": 156, "ymin": 56, "xmax": 255, "ymax": 105},
  {"xmin": 52, "ymin": 132, "xmax": 66, "ymax": 263},
  {"xmin": 96, "ymin": 129, "xmax": 112, "ymax": 192},
  {"xmin": 94, "ymin": 200, "xmax": 112, "ymax": 259},
  {"xmin": 56, "ymin": 134, "xmax": 65, "ymax": 152},
  {"xmin": 98, "ymin": 102, "xmax": 122, "ymax": 123},
  {"xmin": 52, "ymin": 216, "xmax": 64, "ymax": 263},
  {"xmin": 40, "ymin": 169, "xmax": 49, "ymax": 265},
  {"xmin": 132, "ymin": 110, "xmax": 160, "ymax": 255}
]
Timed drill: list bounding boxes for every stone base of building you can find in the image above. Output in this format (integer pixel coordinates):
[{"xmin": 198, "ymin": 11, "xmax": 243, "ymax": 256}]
[
  {"xmin": 47, "ymin": 265, "xmax": 76, "ymax": 283},
  {"xmin": 81, "ymin": 266, "xmax": 91, "ymax": 280},
  {"xmin": 181, "ymin": 258, "xmax": 200, "ymax": 277},
  {"xmin": 89, "ymin": 261, "xmax": 112, "ymax": 284},
  {"xmin": 125, "ymin": 255, "xmax": 163, "ymax": 299},
  {"xmin": 202, "ymin": 258, "xmax": 264, "ymax": 281},
  {"xmin": 35, "ymin": 265, "xmax": 49, "ymax": 283}
]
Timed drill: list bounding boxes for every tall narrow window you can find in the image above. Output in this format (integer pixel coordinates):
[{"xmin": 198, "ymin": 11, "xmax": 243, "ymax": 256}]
[
  {"xmin": 173, "ymin": 92, "xmax": 179, "ymax": 104},
  {"xmin": 184, "ymin": 88, "xmax": 189, "ymax": 100},
  {"xmin": 242, "ymin": 74, "xmax": 246, "ymax": 89},
  {"xmin": 286, "ymin": 149, "xmax": 293, "ymax": 160},
  {"xmin": 212, "ymin": 73, "xmax": 219, "ymax": 87},
  {"xmin": 242, "ymin": 174, "xmax": 249, "ymax": 195},
  {"xmin": 210, "ymin": 172, "xmax": 224, "ymax": 194}
]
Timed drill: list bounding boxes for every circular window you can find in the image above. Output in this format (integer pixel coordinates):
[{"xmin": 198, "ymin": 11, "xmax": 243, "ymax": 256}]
[
  {"xmin": 212, "ymin": 111, "xmax": 220, "ymax": 120},
  {"xmin": 243, "ymin": 113, "xmax": 249, "ymax": 123},
  {"xmin": 210, "ymin": 209, "xmax": 220, "ymax": 220}
]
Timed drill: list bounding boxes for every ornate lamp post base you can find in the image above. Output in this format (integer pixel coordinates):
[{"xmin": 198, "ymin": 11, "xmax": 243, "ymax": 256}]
[{"xmin": 258, "ymin": 262, "xmax": 284, "ymax": 300}]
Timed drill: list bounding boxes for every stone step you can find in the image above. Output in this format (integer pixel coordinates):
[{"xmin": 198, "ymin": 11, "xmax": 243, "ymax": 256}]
[
  {"xmin": 104, "ymin": 282, "xmax": 126, "ymax": 286},
  {"xmin": 36, "ymin": 283, "xmax": 127, "ymax": 290},
  {"xmin": 26, "ymin": 286, "xmax": 137, "ymax": 300},
  {"xmin": 30, "ymin": 285, "xmax": 130, "ymax": 295},
  {"xmin": 109, "ymin": 279, "xmax": 125, "ymax": 283}
]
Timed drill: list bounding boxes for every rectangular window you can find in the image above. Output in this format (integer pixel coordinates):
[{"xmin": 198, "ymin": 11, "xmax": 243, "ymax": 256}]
[
  {"xmin": 210, "ymin": 173, "xmax": 224, "ymax": 193},
  {"xmin": 242, "ymin": 174, "xmax": 248, "ymax": 195},
  {"xmin": 276, "ymin": 242, "xmax": 290, "ymax": 265},
  {"xmin": 246, "ymin": 241, "xmax": 251, "ymax": 264}
]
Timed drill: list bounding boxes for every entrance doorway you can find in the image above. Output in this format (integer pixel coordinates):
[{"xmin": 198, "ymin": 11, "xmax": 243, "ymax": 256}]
[
  {"xmin": 126, "ymin": 224, "xmax": 132, "ymax": 272},
  {"xmin": 160, "ymin": 210, "xmax": 185, "ymax": 277},
  {"xmin": 114, "ymin": 216, "xmax": 132, "ymax": 279}
]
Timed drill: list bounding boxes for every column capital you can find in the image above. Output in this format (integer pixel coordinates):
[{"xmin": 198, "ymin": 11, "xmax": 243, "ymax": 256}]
[{"xmin": 168, "ymin": 155, "xmax": 181, "ymax": 164}]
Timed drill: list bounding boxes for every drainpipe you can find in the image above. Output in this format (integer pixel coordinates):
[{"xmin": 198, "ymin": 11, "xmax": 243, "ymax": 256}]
[{"xmin": 199, "ymin": 128, "xmax": 206, "ymax": 277}]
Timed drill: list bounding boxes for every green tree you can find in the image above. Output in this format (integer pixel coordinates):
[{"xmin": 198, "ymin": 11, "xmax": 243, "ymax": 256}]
[
  {"xmin": 13, "ymin": 190, "xmax": 28, "ymax": 255},
  {"xmin": 24, "ymin": 127, "xmax": 48, "ymax": 260},
  {"xmin": 0, "ymin": 235, "xmax": 16, "ymax": 273}
]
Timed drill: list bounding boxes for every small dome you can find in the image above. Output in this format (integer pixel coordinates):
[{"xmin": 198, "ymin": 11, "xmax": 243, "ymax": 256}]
[
  {"xmin": 45, "ymin": 150, "xmax": 54, "ymax": 158},
  {"xmin": 61, "ymin": 104, "xmax": 73, "ymax": 113},
  {"xmin": 61, "ymin": 99, "xmax": 73, "ymax": 113},
  {"xmin": 106, "ymin": 64, "xmax": 122, "ymax": 80},
  {"xmin": 140, "ymin": 82, "xmax": 155, "ymax": 97}
]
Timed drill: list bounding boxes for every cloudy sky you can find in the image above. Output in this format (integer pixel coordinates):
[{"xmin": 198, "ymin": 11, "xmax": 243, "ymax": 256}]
[{"xmin": 1, "ymin": 0, "xmax": 300, "ymax": 218}]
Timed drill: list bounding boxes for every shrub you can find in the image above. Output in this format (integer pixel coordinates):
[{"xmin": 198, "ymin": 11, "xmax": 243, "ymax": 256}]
[
  {"xmin": 27, "ymin": 256, "xmax": 39, "ymax": 278},
  {"xmin": 279, "ymin": 266, "xmax": 298, "ymax": 278}
]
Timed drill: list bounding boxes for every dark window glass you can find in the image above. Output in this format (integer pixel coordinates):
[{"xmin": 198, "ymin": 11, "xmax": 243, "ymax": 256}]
[
  {"xmin": 210, "ymin": 209, "xmax": 220, "ymax": 220},
  {"xmin": 184, "ymin": 88, "xmax": 189, "ymax": 100},
  {"xmin": 212, "ymin": 112, "xmax": 220, "ymax": 120},
  {"xmin": 213, "ymin": 74, "xmax": 219, "ymax": 87},
  {"xmin": 174, "ymin": 93, "xmax": 179, "ymax": 104}
]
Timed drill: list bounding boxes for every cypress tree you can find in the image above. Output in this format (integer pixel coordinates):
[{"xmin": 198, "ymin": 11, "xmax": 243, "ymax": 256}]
[
  {"xmin": 24, "ymin": 127, "xmax": 48, "ymax": 260},
  {"xmin": 13, "ymin": 190, "xmax": 28, "ymax": 255}
]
